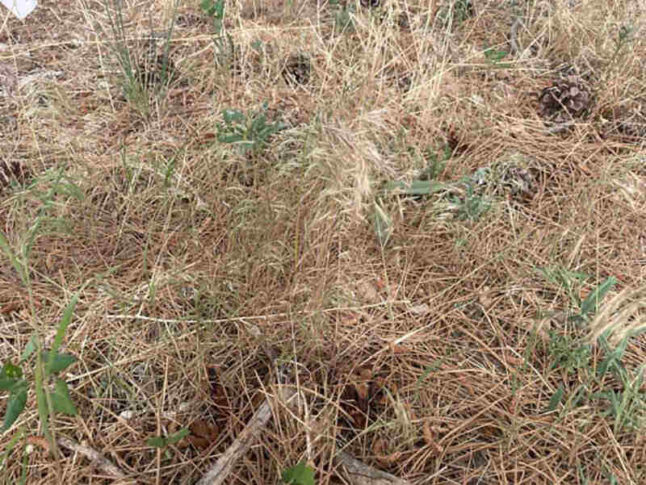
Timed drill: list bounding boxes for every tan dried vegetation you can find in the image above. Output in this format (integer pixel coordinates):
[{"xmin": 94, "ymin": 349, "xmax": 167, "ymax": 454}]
[{"xmin": 0, "ymin": 0, "xmax": 644, "ymax": 483}]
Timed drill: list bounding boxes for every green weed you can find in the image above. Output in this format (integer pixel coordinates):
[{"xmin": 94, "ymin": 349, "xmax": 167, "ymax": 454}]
[
  {"xmin": 542, "ymin": 277, "xmax": 644, "ymax": 433},
  {"xmin": 0, "ymin": 295, "xmax": 79, "ymax": 434},
  {"xmin": 484, "ymin": 46, "xmax": 511, "ymax": 68},
  {"xmin": 537, "ymin": 266, "xmax": 589, "ymax": 311},
  {"xmin": 282, "ymin": 461, "xmax": 315, "ymax": 485},
  {"xmin": 217, "ymin": 104, "xmax": 286, "ymax": 155},
  {"xmin": 200, "ymin": 0, "xmax": 235, "ymax": 69},
  {"xmin": 451, "ymin": 183, "xmax": 491, "ymax": 221},
  {"xmin": 0, "ymin": 168, "xmax": 84, "ymax": 451},
  {"xmin": 548, "ymin": 332, "xmax": 591, "ymax": 374},
  {"xmin": 147, "ymin": 428, "xmax": 190, "ymax": 448}
]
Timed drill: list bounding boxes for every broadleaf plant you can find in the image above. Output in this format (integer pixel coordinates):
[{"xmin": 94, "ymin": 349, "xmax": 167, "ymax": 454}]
[
  {"xmin": 0, "ymin": 294, "xmax": 80, "ymax": 433},
  {"xmin": 282, "ymin": 461, "xmax": 315, "ymax": 485}
]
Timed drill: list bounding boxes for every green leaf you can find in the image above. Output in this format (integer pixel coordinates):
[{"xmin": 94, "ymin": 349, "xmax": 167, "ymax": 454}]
[
  {"xmin": 3, "ymin": 383, "xmax": 28, "ymax": 431},
  {"xmin": 547, "ymin": 386, "xmax": 565, "ymax": 412},
  {"xmin": 580, "ymin": 277, "xmax": 617, "ymax": 317},
  {"xmin": 35, "ymin": 380, "xmax": 49, "ymax": 435},
  {"xmin": 50, "ymin": 379, "xmax": 77, "ymax": 416},
  {"xmin": 146, "ymin": 428, "xmax": 189, "ymax": 448},
  {"xmin": 20, "ymin": 335, "xmax": 37, "ymax": 363},
  {"xmin": 384, "ymin": 179, "xmax": 445, "ymax": 196},
  {"xmin": 166, "ymin": 428, "xmax": 190, "ymax": 445},
  {"xmin": 0, "ymin": 369, "xmax": 25, "ymax": 392},
  {"xmin": 282, "ymin": 461, "xmax": 315, "ymax": 485},
  {"xmin": 146, "ymin": 436, "xmax": 167, "ymax": 448},
  {"xmin": 43, "ymin": 352, "xmax": 77, "ymax": 376},
  {"xmin": 1, "ymin": 363, "xmax": 23, "ymax": 380},
  {"xmin": 51, "ymin": 293, "xmax": 79, "ymax": 355},
  {"xmin": 596, "ymin": 333, "xmax": 633, "ymax": 378},
  {"xmin": 200, "ymin": 0, "xmax": 217, "ymax": 16},
  {"xmin": 484, "ymin": 48, "xmax": 508, "ymax": 63},
  {"xmin": 0, "ymin": 377, "xmax": 20, "ymax": 391},
  {"xmin": 222, "ymin": 109, "xmax": 244, "ymax": 124},
  {"xmin": 218, "ymin": 133, "xmax": 244, "ymax": 144}
]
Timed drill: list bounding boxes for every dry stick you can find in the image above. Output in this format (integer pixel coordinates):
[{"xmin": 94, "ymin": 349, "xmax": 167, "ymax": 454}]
[
  {"xmin": 57, "ymin": 436, "xmax": 127, "ymax": 480},
  {"xmin": 197, "ymin": 387, "xmax": 412, "ymax": 485},
  {"xmin": 195, "ymin": 397, "xmax": 275, "ymax": 485}
]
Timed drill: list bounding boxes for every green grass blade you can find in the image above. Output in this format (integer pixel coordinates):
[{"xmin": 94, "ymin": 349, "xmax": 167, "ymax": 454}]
[
  {"xmin": 580, "ymin": 277, "xmax": 617, "ymax": 317},
  {"xmin": 547, "ymin": 386, "xmax": 565, "ymax": 412},
  {"xmin": 49, "ymin": 293, "xmax": 79, "ymax": 362}
]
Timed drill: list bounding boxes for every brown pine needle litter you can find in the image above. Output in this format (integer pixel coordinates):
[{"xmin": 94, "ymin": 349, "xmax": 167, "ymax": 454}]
[{"xmin": 0, "ymin": 0, "xmax": 644, "ymax": 483}]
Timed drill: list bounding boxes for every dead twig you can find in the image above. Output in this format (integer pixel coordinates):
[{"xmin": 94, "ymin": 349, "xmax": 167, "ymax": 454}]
[
  {"xmin": 195, "ymin": 398, "xmax": 273, "ymax": 485},
  {"xmin": 196, "ymin": 385, "xmax": 299, "ymax": 485},
  {"xmin": 57, "ymin": 437, "xmax": 127, "ymax": 480},
  {"xmin": 197, "ymin": 385, "xmax": 411, "ymax": 485}
]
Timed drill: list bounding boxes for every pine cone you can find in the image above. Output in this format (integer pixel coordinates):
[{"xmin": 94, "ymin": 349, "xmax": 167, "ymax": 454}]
[{"xmin": 538, "ymin": 75, "xmax": 591, "ymax": 124}]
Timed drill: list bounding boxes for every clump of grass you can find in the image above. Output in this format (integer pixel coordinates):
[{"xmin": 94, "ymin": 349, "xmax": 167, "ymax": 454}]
[{"xmin": 103, "ymin": 0, "xmax": 179, "ymax": 116}]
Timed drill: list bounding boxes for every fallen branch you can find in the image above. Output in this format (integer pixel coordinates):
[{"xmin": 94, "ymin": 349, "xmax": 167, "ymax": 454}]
[
  {"xmin": 57, "ymin": 436, "xmax": 127, "ymax": 480},
  {"xmin": 196, "ymin": 396, "xmax": 276, "ymax": 485},
  {"xmin": 196, "ymin": 386, "xmax": 411, "ymax": 485}
]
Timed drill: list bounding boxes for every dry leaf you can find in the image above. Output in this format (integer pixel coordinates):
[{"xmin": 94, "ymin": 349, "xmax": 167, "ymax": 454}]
[
  {"xmin": 422, "ymin": 421, "xmax": 434, "ymax": 445},
  {"xmin": 206, "ymin": 366, "xmax": 230, "ymax": 410},
  {"xmin": 358, "ymin": 368, "xmax": 372, "ymax": 380},
  {"xmin": 185, "ymin": 435, "xmax": 211, "ymax": 450},
  {"xmin": 504, "ymin": 353, "xmax": 523, "ymax": 366},
  {"xmin": 389, "ymin": 343, "xmax": 410, "ymax": 354},
  {"xmin": 422, "ymin": 422, "xmax": 443, "ymax": 454},
  {"xmin": 409, "ymin": 303, "xmax": 431, "ymax": 315},
  {"xmin": 356, "ymin": 280, "xmax": 380, "ymax": 303},
  {"xmin": 190, "ymin": 419, "xmax": 219, "ymax": 440},
  {"xmin": 458, "ymin": 376, "xmax": 475, "ymax": 397},
  {"xmin": 354, "ymin": 382, "xmax": 369, "ymax": 402},
  {"xmin": 0, "ymin": 301, "xmax": 22, "ymax": 314},
  {"xmin": 27, "ymin": 436, "xmax": 50, "ymax": 453},
  {"xmin": 340, "ymin": 312, "xmax": 361, "ymax": 325},
  {"xmin": 372, "ymin": 437, "xmax": 387, "ymax": 456},
  {"xmin": 376, "ymin": 450, "xmax": 402, "ymax": 466},
  {"xmin": 348, "ymin": 408, "xmax": 367, "ymax": 428},
  {"xmin": 186, "ymin": 419, "xmax": 219, "ymax": 450}
]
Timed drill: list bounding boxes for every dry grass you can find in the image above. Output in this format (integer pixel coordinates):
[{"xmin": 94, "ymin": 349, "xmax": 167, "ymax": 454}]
[{"xmin": 0, "ymin": 0, "xmax": 644, "ymax": 483}]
